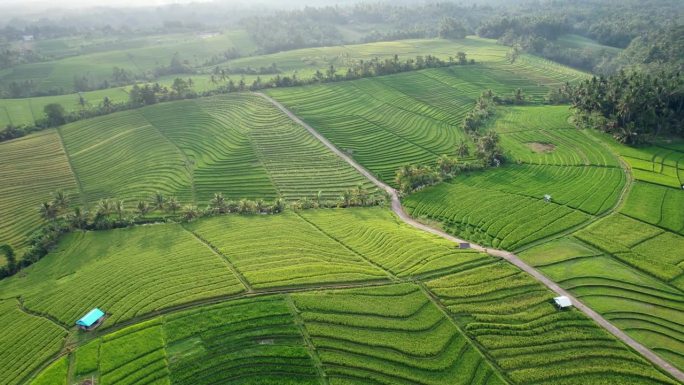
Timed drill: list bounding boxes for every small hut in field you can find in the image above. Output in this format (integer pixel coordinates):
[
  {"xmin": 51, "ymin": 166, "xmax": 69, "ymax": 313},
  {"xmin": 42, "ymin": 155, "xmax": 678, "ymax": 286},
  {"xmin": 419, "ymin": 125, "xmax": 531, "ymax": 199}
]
[
  {"xmin": 553, "ymin": 296, "xmax": 572, "ymax": 310},
  {"xmin": 76, "ymin": 308, "xmax": 105, "ymax": 331}
]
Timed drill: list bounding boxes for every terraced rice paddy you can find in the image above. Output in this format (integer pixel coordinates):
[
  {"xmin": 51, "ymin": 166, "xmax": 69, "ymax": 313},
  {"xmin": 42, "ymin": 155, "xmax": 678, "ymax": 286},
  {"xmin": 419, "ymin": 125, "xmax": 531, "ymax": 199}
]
[
  {"xmin": 0, "ymin": 30, "xmax": 255, "ymax": 95},
  {"xmin": 0, "ymin": 93, "xmax": 376, "ymax": 250},
  {"xmin": 267, "ymin": 61, "xmax": 584, "ymax": 183},
  {"xmin": 0, "ymin": 299, "xmax": 67, "ymax": 385},
  {"xmin": 591, "ymin": 131, "xmax": 684, "ymax": 189},
  {"xmin": 59, "ymin": 93, "xmax": 375, "ymax": 203},
  {"xmin": 187, "ymin": 208, "xmax": 493, "ymax": 288},
  {"xmin": 426, "ymin": 262, "xmax": 680, "ymax": 385},
  {"xmin": 495, "ymin": 106, "xmax": 619, "ymax": 167},
  {"xmin": 292, "ymin": 284, "xmax": 505, "ymax": 385},
  {"xmin": 622, "ymin": 182, "xmax": 684, "ymax": 234},
  {"xmin": 0, "ymin": 130, "xmax": 79, "ymax": 251},
  {"xmin": 0, "ymin": 224, "xmax": 245, "ymax": 327},
  {"xmin": 404, "ymin": 163, "xmax": 625, "ymax": 249},
  {"xmin": 519, "ymin": 237, "xmax": 684, "ymax": 372}
]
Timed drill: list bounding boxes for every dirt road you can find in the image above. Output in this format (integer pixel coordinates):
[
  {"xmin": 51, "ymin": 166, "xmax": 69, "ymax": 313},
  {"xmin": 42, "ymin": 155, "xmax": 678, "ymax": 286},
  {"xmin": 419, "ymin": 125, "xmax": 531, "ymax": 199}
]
[{"xmin": 257, "ymin": 92, "xmax": 684, "ymax": 383}]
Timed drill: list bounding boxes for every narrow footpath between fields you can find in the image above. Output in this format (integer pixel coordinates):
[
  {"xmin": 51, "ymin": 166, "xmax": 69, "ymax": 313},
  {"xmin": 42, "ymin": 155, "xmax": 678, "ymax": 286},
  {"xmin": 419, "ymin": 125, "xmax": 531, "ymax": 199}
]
[{"xmin": 256, "ymin": 92, "xmax": 684, "ymax": 383}]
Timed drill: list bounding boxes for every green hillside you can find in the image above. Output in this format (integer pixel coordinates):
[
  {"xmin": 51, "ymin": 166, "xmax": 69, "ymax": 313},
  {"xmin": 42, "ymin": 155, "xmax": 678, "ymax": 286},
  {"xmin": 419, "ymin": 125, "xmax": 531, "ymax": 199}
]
[{"xmin": 0, "ymin": 93, "xmax": 376, "ymax": 250}]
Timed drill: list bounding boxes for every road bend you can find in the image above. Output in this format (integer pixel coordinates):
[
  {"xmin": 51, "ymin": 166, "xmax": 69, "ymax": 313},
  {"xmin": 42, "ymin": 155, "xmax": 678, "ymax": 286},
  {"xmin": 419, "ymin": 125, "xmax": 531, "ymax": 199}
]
[{"xmin": 257, "ymin": 92, "xmax": 684, "ymax": 383}]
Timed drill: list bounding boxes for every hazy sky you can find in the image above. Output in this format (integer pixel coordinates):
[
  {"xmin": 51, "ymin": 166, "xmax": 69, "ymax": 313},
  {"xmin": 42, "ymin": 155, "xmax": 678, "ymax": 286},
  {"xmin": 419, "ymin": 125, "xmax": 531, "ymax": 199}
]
[{"xmin": 1, "ymin": 0, "xmax": 213, "ymax": 7}]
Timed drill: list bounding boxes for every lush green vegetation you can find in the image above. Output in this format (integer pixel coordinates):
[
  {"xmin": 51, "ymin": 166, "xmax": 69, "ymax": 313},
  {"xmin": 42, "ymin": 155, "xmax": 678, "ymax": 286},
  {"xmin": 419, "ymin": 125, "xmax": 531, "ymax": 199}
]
[
  {"xmin": 28, "ymin": 356, "xmax": 68, "ymax": 385},
  {"xmin": 292, "ymin": 284, "xmax": 505, "ymax": 385},
  {"xmin": 0, "ymin": 130, "xmax": 78, "ymax": 251},
  {"xmin": 0, "ymin": 30, "xmax": 256, "ymax": 97},
  {"xmin": 0, "ymin": 224, "xmax": 245, "ymax": 326},
  {"xmin": 402, "ymin": 104, "xmax": 625, "ymax": 250},
  {"xmin": 519, "ymin": 236, "xmax": 684, "ymax": 372},
  {"xmin": 0, "ymin": 93, "xmax": 377, "ymax": 251},
  {"xmin": 268, "ymin": 56, "xmax": 584, "ymax": 183},
  {"xmin": 0, "ymin": 299, "xmax": 67, "ymax": 385},
  {"xmin": 427, "ymin": 262, "xmax": 680, "ymax": 384}
]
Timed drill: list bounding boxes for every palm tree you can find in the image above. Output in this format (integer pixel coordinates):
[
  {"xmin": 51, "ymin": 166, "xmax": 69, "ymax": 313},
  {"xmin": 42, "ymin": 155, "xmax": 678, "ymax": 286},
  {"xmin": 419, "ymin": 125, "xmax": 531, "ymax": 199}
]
[
  {"xmin": 38, "ymin": 202, "xmax": 57, "ymax": 221},
  {"xmin": 69, "ymin": 206, "xmax": 88, "ymax": 229},
  {"xmin": 273, "ymin": 197, "xmax": 285, "ymax": 213},
  {"xmin": 182, "ymin": 205, "xmax": 199, "ymax": 221},
  {"xmin": 136, "ymin": 201, "xmax": 150, "ymax": 217},
  {"xmin": 97, "ymin": 199, "xmax": 113, "ymax": 216},
  {"xmin": 153, "ymin": 191, "xmax": 165, "ymax": 211},
  {"xmin": 114, "ymin": 200, "xmax": 126, "ymax": 220},
  {"xmin": 316, "ymin": 191, "xmax": 323, "ymax": 207},
  {"xmin": 341, "ymin": 189, "xmax": 354, "ymax": 207},
  {"xmin": 255, "ymin": 199, "xmax": 265, "ymax": 213},
  {"xmin": 354, "ymin": 184, "xmax": 369, "ymax": 206},
  {"xmin": 167, "ymin": 196, "xmax": 181, "ymax": 214},
  {"xmin": 51, "ymin": 190, "xmax": 70, "ymax": 211},
  {"xmin": 209, "ymin": 193, "xmax": 226, "ymax": 213},
  {"xmin": 456, "ymin": 140, "xmax": 470, "ymax": 158}
]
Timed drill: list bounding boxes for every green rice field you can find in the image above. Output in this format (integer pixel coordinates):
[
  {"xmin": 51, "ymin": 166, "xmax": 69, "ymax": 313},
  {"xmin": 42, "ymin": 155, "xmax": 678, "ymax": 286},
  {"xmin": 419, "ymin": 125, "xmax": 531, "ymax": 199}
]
[
  {"xmin": 0, "ymin": 93, "xmax": 376, "ymax": 250},
  {"xmin": 427, "ymin": 261, "xmax": 680, "ymax": 385},
  {"xmin": 519, "ymin": 236, "xmax": 684, "ymax": 372}
]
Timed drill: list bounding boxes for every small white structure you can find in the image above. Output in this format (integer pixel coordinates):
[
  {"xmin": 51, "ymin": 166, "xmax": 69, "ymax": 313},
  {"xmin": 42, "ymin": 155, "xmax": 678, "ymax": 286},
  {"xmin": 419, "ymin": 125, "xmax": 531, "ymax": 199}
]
[
  {"xmin": 543, "ymin": 194, "xmax": 552, "ymax": 202},
  {"xmin": 554, "ymin": 296, "xmax": 572, "ymax": 309},
  {"xmin": 22, "ymin": 35, "xmax": 34, "ymax": 41}
]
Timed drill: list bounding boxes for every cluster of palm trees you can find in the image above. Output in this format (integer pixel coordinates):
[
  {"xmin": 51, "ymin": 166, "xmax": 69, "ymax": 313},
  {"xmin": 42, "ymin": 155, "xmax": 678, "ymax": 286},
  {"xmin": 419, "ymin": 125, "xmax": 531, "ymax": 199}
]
[{"xmin": 40, "ymin": 186, "xmax": 385, "ymax": 228}]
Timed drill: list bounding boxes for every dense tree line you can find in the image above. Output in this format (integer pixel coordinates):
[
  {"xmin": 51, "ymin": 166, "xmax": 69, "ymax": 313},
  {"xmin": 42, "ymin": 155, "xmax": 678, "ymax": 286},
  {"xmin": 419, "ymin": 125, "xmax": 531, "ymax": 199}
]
[
  {"xmin": 568, "ymin": 70, "xmax": 683, "ymax": 145},
  {"xmin": 0, "ymin": 186, "xmax": 387, "ymax": 280}
]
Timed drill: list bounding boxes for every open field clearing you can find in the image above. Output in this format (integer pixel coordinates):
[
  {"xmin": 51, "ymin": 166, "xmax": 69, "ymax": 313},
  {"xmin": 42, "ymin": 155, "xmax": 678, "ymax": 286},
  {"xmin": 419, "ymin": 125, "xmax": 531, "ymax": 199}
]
[
  {"xmin": 519, "ymin": 237, "xmax": 684, "ymax": 372},
  {"xmin": 0, "ymin": 130, "xmax": 79, "ymax": 251},
  {"xmin": 0, "ymin": 224, "xmax": 245, "ymax": 326},
  {"xmin": 403, "ymin": 163, "xmax": 625, "ymax": 249},
  {"xmin": 292, "ymin": 283, "xmax": 505, "ymax": 385},
  {"xmin": 0, "ymin": 30, "xmax": 255, "ymax": 95},
  {"xmin": 0, "ymin": 299, "xmax": 68, "ymax": 385},
  {"xmin": 426, "ymin": 262, "xmax": 680, "ymax": 385}
]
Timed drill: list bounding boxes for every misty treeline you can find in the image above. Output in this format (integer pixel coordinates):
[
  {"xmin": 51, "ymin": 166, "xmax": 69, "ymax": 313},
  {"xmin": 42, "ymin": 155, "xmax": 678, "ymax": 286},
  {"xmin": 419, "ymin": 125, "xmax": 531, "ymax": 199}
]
[
  {"xmin": 0, "ymin": 1, "xmax": 680, "ymax": 77},
  {"xmin": 476, "ymin": 0, "xmax": 682, "ymax": 74}
]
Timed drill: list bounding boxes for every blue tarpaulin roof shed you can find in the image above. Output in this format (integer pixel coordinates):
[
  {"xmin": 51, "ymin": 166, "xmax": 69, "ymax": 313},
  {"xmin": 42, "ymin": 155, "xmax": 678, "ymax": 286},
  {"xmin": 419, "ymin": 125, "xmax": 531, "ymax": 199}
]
[{"xmin": 76, "ymin": 308, "xmax": 105, "ymax": 327}]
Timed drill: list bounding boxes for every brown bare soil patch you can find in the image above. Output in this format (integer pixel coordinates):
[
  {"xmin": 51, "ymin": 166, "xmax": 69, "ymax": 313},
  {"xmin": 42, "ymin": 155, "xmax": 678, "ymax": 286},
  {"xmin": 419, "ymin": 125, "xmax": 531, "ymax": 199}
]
[{"xmin": 526, "ymin": 142, "xmax": 556, "ymax": 153}]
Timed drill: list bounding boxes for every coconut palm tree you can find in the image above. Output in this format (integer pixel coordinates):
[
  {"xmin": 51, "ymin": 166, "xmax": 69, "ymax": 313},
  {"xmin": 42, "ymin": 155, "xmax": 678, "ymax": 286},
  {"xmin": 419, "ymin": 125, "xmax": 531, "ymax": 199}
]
[
  {"xmin": 51, "ymin": 190, "xmax": 70, "ymax": 211},
  {"xmin": 69, "ymin": 206, "xmax": 88, "ymax": 229},
  {"xmin": 209, "ymin": 193, "xmax": 226, "ymax": 213},
  {"xmin": 153, "ymin": 191, "xmax": 165, "ymax": 211},
  {"xmin": 114, "ymin": 200, "xmax": 126, "ymax": 220},
  {"xmin": 38, "ymin": 202, "xmax": 57, "ymax": 221},
  {"xmin": 182, "ymin": 205, "xmax": 199, "ymax": 221},
  {"xmin": 97, "ymin": 199, "xmax": 113, "ymax": 216},
  {"xmin": 167, "ymin": 196, "xmax": 181, "ymax": 214},
  {"xmin": 136, "ymin": 201, "xmax": 150, "ymax": 217}
]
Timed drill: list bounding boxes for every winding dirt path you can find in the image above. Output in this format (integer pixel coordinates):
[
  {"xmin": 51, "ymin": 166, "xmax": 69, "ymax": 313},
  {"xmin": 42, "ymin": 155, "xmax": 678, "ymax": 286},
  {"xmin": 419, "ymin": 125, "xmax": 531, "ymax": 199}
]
[{"xmin": 257, "ymin": 92, "xmax": 684, "ymax": 383}]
